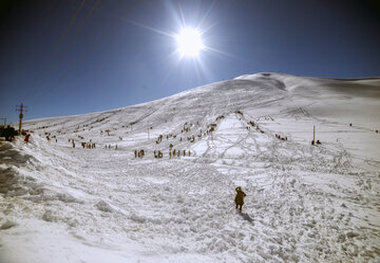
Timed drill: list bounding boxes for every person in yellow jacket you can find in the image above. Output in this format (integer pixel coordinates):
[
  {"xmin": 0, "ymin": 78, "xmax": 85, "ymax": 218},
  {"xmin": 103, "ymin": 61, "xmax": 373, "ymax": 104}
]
[{"xmin": 235, "ymin": 187, "xmax": 246, "ymax": 212}]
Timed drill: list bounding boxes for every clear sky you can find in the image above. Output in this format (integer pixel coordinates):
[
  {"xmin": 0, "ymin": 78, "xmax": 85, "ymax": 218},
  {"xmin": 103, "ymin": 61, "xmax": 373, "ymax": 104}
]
[{"xmin": 1, "ymin": 0, "xmax": 379, "ymax": 123}]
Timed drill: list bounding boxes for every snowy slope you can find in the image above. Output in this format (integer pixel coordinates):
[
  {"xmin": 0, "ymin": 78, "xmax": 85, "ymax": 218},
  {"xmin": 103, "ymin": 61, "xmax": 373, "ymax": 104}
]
[{"xmin": 1, "ymin": 72, "xmax": 379, "ymax": 263}]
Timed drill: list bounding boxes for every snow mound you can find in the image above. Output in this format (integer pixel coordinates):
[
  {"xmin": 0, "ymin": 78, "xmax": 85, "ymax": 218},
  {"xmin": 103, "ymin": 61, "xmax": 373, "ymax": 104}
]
[{"xmin": 0, "ymin": 142, "xmax": 44, "ymax": 197}]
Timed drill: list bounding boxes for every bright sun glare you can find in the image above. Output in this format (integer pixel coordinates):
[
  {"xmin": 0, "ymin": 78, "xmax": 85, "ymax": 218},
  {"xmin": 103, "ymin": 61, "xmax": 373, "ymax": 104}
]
[{"xmin": 175, "ymin": 27, "xmax": 205, "ymax": 58}]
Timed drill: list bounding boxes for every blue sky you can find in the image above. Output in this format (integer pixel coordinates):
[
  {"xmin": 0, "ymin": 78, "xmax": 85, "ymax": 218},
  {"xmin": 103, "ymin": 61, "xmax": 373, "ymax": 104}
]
[{"xmin": 1, "ymin": 0, "xmax": 379, "ymax": 123}]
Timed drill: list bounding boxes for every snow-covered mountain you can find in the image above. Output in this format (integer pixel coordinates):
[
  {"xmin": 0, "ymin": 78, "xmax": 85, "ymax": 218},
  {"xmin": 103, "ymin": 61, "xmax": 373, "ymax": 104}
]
[{"xmin": 1, "ymin": 72, "xmax": 379, "ymax": 262}]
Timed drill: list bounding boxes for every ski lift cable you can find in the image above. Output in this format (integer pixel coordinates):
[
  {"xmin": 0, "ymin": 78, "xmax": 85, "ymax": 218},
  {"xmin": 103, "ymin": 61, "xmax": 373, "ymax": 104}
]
[
  {"xmin": 75, "ymin": 0, "xmax": 144, "ymax": 69},
  {"xmin": 43, "ymin": 0, "xmax": 144, "ymax": 96},
  {"xmin": 24, "ymin": 0, "xmax": 87, "ymax": 101},
  {"xmin": 39, "ymin": 0, "xmax": 101, "ymax": 86},
  {"xmin": 23, "ymin": 0, "xmax": 101, "ymax": 103}
]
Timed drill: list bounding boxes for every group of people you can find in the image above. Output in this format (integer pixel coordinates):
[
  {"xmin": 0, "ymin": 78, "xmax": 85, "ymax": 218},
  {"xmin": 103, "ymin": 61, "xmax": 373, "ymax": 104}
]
[
  {"xmin": 1, "ymin": 125, "xmax": 249, "ymax": 213},
  {"xmin": 0, "ymin": 125, "xmax": 17, "ymax": 141},
  {"xmin": 0, "ymin": 125, "xmax": 32, "ymax": 142}
]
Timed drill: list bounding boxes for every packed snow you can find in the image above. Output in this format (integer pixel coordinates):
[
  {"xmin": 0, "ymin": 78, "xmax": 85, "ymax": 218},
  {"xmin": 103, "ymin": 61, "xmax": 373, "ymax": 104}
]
[{"xmin": 1, "ymin": 72, "xmax": 379, "ymax": 262}]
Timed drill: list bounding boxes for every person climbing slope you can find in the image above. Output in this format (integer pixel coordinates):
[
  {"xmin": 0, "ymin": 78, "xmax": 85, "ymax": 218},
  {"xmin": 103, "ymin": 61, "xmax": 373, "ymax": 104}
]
[{"xmin": 235, "ymin": 186, "xmax": 246, "ymax": 212}]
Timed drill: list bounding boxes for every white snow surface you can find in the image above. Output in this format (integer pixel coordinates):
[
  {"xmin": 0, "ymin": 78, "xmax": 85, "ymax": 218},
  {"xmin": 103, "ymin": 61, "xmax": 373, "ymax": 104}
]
[{"xmin": 1, "ymin": 72, "xmax": 380, "ymax": 262}]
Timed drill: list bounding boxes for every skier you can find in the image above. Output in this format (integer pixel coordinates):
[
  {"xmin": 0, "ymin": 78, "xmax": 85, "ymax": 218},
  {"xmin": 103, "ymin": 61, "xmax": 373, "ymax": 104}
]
[{"xmin": 235, "ymin": 186, "xmax": 246, "ymax": 212}]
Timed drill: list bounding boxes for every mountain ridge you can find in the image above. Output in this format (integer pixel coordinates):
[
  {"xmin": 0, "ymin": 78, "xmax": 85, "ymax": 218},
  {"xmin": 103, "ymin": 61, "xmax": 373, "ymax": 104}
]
[{"xmin": 23, "ymin": 72, "xmax": 380, "ymax": 124}]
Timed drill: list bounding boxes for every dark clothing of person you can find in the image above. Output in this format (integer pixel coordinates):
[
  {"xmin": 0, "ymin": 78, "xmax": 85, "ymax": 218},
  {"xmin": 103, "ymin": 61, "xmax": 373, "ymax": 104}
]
[
  {"xmin": 3, "ymin": 126, "xmax": 17, "ymax": 141},
  {"xmin": 235, "ymin": 187, "xmax": 246, "ymax": 212}
]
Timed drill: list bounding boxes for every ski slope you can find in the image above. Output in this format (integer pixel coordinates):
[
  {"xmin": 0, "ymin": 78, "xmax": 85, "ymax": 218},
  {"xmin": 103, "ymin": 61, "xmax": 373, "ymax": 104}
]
[{"xmin": 1, "ymin": 72, "xmax": 379, "ymax": 262}]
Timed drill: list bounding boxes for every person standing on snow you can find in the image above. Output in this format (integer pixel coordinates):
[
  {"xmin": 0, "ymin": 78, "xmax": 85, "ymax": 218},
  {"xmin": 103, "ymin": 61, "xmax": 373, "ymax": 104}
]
[
  {"xmin": 235, "ymin": 186, "xmax": 246, "ymax": 212},
  {"xmin": 24, "ymin": 134, "xmax": 31, "ymax": 142}
]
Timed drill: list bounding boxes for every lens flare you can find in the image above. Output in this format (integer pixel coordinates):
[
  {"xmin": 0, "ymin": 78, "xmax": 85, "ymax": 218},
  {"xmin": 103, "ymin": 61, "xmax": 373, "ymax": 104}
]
[{"xmin": 175, "ymin": 27, "xmax": 205, "ymax": 58}]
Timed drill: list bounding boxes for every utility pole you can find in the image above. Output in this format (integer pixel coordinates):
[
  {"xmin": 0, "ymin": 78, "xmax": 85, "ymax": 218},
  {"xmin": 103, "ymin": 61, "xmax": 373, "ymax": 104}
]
[
  {"xmin": 16, "ymin": 103, "xmax": 28, "ymax": 134},
  {"xmin": 312, "ymin": 125, "xmax": 315, "ymax": 145},
  {"xmin": 0, "ymin": 117, "xmax": 6, "ymax": 127}
]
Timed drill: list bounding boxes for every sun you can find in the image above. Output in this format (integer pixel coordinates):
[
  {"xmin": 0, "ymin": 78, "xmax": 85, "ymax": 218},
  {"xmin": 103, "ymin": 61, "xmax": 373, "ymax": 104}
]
[{"xmin": 175, "ymin": 27, "xmax": 205, "ymax": 58}]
